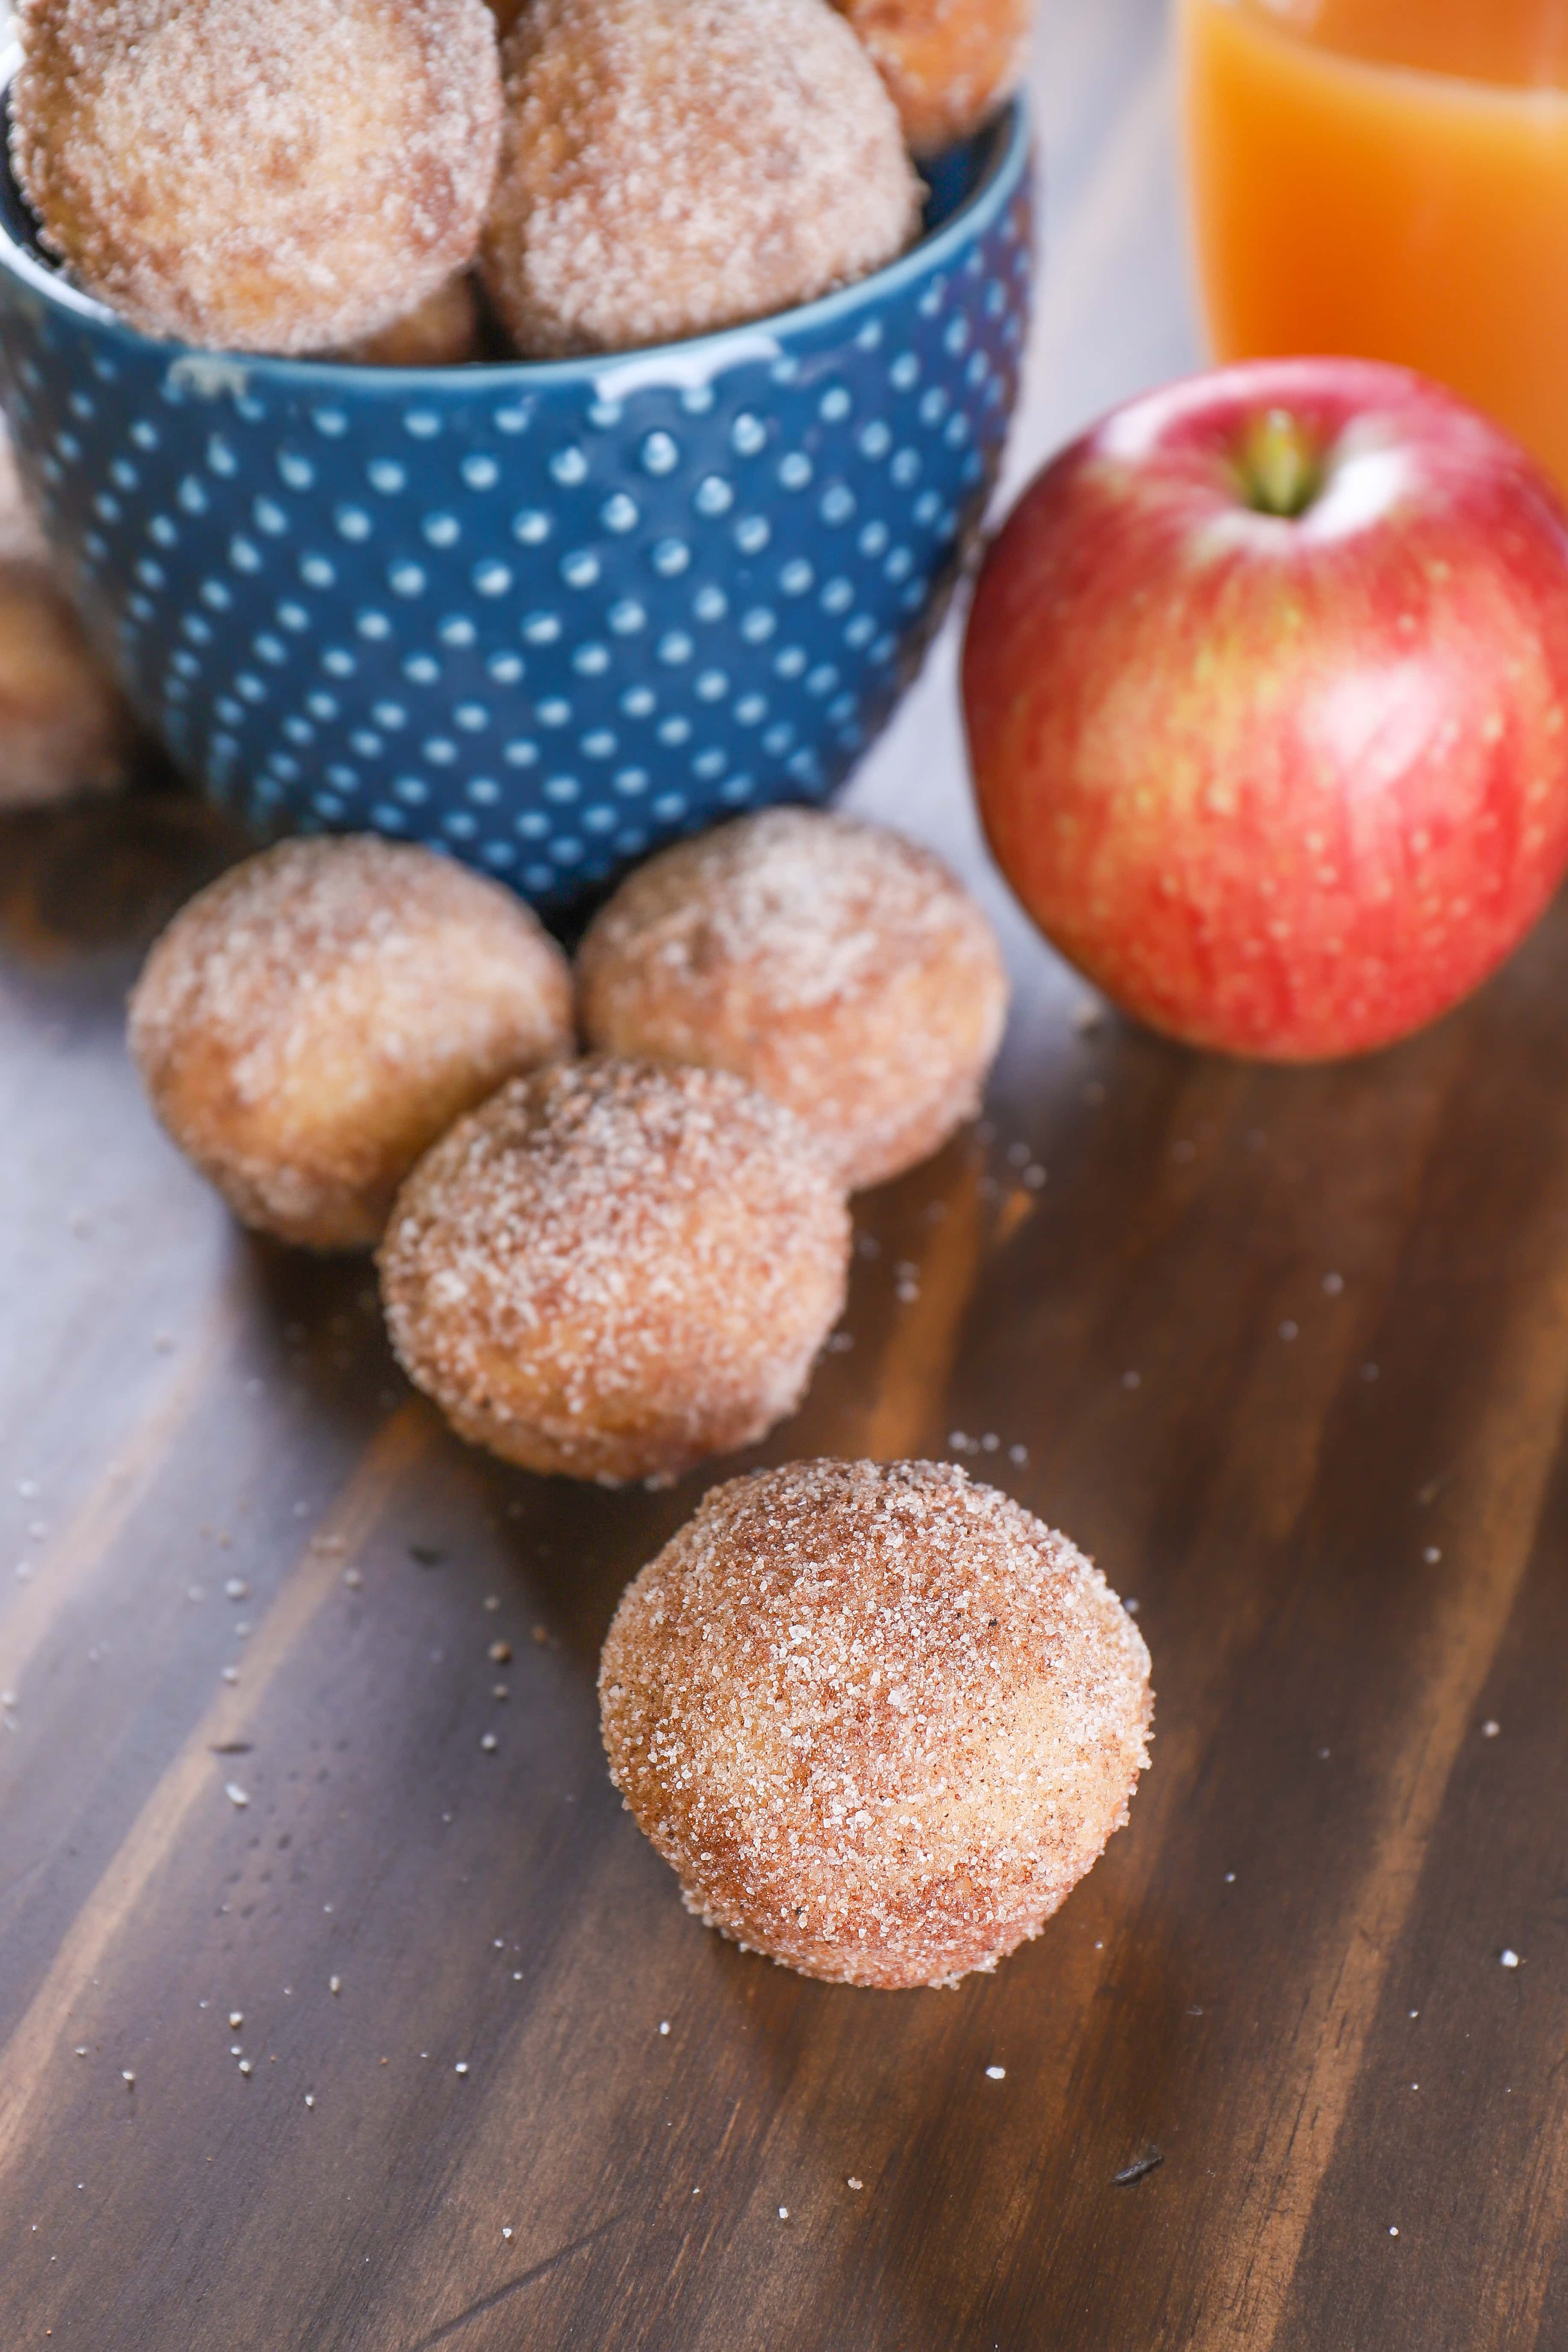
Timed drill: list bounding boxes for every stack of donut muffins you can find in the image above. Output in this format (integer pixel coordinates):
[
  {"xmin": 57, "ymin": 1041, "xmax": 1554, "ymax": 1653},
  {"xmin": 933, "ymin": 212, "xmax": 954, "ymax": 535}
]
[
  {"xmin": 35, "ymin": 0, "xmax": 1153, "ymax": 1996},
  {"xmin": 0, "ymin": 0, "xmax": 1035, "ymax": 805},
  {"xmin": 9, "ymin": 0, "xmax": 1034, "ymax": 364},
  {"xmin": 128, "ymin": 811, "xmax": 1153, "ymax": 1992},
  {"xmin": 128, "ymin": 811, "xmax": 1009, "ymax": 1479}
]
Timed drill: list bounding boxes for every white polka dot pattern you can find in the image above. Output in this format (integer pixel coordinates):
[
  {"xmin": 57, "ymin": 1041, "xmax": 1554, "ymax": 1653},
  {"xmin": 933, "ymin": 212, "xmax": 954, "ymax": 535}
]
[{"xmin": 0, "ymin": 102, "xmax": 1032, "ymax": 908}]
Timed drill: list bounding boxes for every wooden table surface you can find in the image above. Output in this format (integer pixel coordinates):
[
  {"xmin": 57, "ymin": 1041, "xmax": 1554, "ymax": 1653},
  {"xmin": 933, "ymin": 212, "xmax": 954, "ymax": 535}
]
[{"xmin": 4, "ymin": 8, "xmax": 1565, "ymax": 2347}]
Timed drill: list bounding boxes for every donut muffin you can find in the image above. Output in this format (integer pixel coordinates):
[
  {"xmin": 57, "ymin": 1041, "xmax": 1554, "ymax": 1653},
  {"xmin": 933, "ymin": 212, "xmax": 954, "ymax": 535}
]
[
  {"xmin": 342, "ymin": 272, "xmax": 485, "ymax": 368},
  {"xmin": 577, "ymin": 809, "xmax": 1009, "ymax": 1191},
  {"xmin": 379, "ymin": 1058, "xmax": 852, "ymax": 1485},
  {"xmin": 11, "ymin": 0, "xmax": 503, "ymax": 355},
  {"xmin": 481, "ymin": 0, "xmax": 922, "ymax": 357},
  {"xmin": 834, "ymin": 0, "xmax": 1033, "ymax": 156},
  {"xmin": 600, "ymin": 1458, "xmax": 1153, "ymax": 1988},
  {"xmin": 128, "ymin": 836, "xmax": 573, "ymax": 1250},
  {"xmin": 0, "ymin": 423, "xmax": 134, "ymax": 810}
]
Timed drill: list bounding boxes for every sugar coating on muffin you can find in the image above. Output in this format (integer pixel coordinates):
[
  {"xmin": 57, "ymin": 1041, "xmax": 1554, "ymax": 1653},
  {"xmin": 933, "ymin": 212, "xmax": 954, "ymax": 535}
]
[
  {"xmin": 341, "ymin": 272, "xmax": 484, "ymax": 368},
  {"xmin": 0, "ymin": 425, "xmax": 135, "ymax": 809},
  {"xmin": 11, "ymin": 0, "xmax": 503, "ymax": 355},
  {"xmin": 577, "ymin": 809, "xmax": 1009, "ymax": 1191},
  {"xmin": 480, "ymin": 0, "xmax": 923, "ymax": 357},
  {"xmin": 600, "ymin": 1458, "xmax": 1152, "ymax": 1989},
  {"xmin": 128, "ymin": 836, "xmax": 573, "ymax": 1250},
  {"xmin": 378, "ymin": 1058, "xmax": 851, "ymax": 1487},
  {"xmin": 834, "ymin": 0, "xmax": 1034, "ymax": 156}
]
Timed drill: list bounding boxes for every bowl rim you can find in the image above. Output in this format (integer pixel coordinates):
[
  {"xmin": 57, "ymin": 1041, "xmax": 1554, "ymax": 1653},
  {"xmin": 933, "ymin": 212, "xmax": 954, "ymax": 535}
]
[{"xmin": 0, "ymin": 42, "xmax": 1030, "ymax": 399}]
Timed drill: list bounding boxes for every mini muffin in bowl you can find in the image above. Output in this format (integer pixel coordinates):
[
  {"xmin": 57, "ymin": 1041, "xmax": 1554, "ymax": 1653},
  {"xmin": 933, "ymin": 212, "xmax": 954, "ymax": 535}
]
[{"xmin": 0, "ymin": 42, "xmax": 1031, "ymax": 912}]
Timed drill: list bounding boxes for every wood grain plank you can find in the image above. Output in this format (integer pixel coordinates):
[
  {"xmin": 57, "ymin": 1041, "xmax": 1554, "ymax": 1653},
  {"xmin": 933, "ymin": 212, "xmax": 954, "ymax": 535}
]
[
  {"xmin": 0, "ymin": 1402, "xmax": 432, "ymax": 2190},
  {"xmin": 0, "ymin": 1275, "xmax": 240, "ymax": 1698}
]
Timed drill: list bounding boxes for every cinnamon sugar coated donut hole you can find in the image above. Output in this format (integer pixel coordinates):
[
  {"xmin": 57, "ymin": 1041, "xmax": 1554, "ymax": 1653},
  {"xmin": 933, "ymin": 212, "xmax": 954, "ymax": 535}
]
[
  {"xmin": 834, "ymin": 0, "xmax": 1034, "ymax": 157},
  {"xmin": 128, "ymin": 837, "xmax": 573, "ymax": 1252},
  {"xmin": 0, "ymin": 423, "xmax": 134, "ymax": 808},
  {"xmin": 378, "ymin": 1059, "xmax": 851, "ymax": 1487},
  {"xmin": 577, "ymin": 810, "xmax": 1009, "ymax": 1192},
  {"xmin": 11, "ymin": 0, "xmax": 503, "ymax": 355},
  {"xmin": 341, "ymin": 273, "xmax": 484, "ymax": 368},
  {"xmin": 480, "ymin": 0, "xmax": 922, "ymax": 358},
  {"xmin": 600, "ymin": 1459, "xmax": 1153, "ymax": 1989}
]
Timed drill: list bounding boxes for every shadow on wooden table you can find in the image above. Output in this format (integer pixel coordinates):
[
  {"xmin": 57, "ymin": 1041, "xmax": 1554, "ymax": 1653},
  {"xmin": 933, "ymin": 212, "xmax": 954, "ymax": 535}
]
[{"xmin": 0, "ymin": 769, "xmax": 248, "ymax": 970}]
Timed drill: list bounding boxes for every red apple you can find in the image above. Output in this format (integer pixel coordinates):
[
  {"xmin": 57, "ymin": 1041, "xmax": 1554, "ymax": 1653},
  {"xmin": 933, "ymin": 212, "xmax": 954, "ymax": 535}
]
[{"xmin": 962, "ymin": 358, "xmax": 1568, "ymax": 1060}]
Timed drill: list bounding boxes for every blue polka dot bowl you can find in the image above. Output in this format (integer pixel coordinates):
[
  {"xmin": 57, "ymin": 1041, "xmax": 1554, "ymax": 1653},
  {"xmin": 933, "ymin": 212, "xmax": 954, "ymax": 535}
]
[{"xmin": 0, "ymin": 60, "xmax": 1031, "ymax": 912}]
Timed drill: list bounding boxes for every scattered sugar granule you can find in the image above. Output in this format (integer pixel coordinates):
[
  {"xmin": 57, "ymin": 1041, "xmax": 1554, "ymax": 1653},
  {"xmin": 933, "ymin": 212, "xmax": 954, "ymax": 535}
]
[
  {"xmin": 329, "ymin": 1977, "xmax": 341, "ymax": 1996},
  {"xmin": 847, "ymin": 2176, "xmax": 864, "ymax": 2191},
  {"xmin": 480, "ymin": 1732, "xmax": 499, "ymax": 1752},
  {"xmin": 224, "ymin": 1782, "xmax": 248, "ymax": 1808},
  {"xmin": 659, "ymin": 2021, "xmax": 671, "ymax": 2036},
  {"xmin": 455, "ymin": 2061, "xmax": 469, "ymax": 2076},
  {"xmin": 985, "ymin": 2065, "xmax": 1006, "ymax": 2081},
  {"xmin": 1501, "ymin": 1949, "xmax": 1521, "ymax": 1969},
  {"xmin": 228, "ymin": 2012, "xmax": 243, "ymax": 2029},
  {"xmin": 777, "ymin": 2207, "xmax": 789, "ymax": 2221},
  {"xmin": 1483, "ymin": 1720, "xmax": 1500, "ymax": 1738}
]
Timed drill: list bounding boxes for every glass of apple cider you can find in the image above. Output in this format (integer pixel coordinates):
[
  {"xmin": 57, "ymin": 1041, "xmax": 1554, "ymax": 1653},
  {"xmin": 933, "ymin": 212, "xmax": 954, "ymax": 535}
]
[{"xmin": 1179, "ymin": 0, "xmax": 1568, "ymax": 492}]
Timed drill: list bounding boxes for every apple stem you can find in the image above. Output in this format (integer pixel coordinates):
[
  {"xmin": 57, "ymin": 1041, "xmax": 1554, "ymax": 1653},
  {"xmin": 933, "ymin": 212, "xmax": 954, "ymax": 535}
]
[{"xmin": 1239, "ymin": 408, "xmax": 1322, "ymax": 518}]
